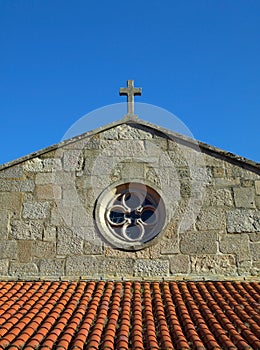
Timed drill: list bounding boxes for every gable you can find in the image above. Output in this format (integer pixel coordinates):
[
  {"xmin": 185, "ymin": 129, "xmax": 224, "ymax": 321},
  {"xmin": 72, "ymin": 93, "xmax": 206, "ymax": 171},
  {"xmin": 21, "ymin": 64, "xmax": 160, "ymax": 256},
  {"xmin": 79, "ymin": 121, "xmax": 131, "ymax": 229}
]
[{"xmin": 0, "ymin": 120, "xmax": 259, "ymax": 280}]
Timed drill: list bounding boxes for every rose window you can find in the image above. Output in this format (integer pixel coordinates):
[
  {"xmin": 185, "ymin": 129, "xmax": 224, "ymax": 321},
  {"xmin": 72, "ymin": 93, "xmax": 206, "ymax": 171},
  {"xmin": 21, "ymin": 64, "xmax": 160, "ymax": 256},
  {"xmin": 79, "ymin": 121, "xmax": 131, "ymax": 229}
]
[{"xmin": 95, "ymin": 182, "xmax": 166, "ymax": 250}]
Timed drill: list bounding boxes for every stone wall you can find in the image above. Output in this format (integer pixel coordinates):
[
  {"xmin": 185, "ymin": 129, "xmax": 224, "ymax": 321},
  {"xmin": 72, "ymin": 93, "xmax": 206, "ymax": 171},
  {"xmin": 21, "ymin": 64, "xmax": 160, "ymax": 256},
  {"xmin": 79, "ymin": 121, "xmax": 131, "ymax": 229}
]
[{"xmin": 0, "ymin": 121, "xmax": 259, "ymax": 280}]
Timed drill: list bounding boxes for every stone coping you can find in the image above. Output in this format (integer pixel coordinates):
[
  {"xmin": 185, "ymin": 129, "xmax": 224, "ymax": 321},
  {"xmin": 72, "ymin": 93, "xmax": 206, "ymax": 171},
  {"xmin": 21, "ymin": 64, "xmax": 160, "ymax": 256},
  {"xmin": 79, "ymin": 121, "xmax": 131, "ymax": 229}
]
[{"xmin": 1, "ymin": 117, "xmax": 259, "ymax": 172}]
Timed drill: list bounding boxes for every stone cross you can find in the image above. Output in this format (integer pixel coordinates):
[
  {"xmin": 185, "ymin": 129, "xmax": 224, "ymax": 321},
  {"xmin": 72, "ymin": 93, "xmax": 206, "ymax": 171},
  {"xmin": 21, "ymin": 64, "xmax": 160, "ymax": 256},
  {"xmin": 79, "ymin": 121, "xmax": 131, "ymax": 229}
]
[{"xmin": 119, "ymin": 80, "xmax": 142, "ymax": 118}]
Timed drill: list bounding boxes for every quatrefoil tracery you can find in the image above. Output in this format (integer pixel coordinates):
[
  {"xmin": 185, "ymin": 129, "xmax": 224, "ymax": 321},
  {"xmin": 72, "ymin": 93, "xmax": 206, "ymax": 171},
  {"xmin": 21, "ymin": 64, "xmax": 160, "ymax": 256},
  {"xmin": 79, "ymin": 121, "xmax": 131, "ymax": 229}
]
[{"xmin": 106, "ymin": 192, "xmax": 158, "ymax": 242}]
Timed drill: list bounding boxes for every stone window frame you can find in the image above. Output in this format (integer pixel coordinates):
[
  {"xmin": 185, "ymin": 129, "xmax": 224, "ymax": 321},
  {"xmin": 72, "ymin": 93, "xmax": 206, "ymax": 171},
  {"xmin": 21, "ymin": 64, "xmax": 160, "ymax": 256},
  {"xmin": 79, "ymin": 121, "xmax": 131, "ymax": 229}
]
[{"xmin": 95, "ymin": 180, "xmax": 167, "ymax": 251}]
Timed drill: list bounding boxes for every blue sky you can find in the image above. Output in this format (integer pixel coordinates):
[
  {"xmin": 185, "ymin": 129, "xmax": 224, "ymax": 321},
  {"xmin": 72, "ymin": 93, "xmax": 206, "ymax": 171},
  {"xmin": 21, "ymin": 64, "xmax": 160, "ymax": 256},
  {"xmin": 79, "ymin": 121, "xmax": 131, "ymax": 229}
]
[{"xmin": 0, "ymin": 0, "xmax": 259, "ymax": 164}]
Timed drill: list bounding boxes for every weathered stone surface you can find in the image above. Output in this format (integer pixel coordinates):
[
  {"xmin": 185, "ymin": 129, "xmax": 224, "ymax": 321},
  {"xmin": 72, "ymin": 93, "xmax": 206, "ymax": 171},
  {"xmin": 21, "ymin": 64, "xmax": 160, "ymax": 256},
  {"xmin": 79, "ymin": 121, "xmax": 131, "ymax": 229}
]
[
  {"xmin": 22, "ymin": 202, "xmax": 50, "ymax": 219},
  {"xmin": 10, "ymin": 220, "xmax": 43, "ymax": 240},
  {"xmin": 180, "ymin": 231, "xmax": 218, "ymax": 254},
  {"xmin": 33, "ymin": 241, "xmax": 56, "ymax": 258},
  {"xmin": 160, "ymin": 239, "xmax": 179, "ymax": 254},
  {"xmin": 101, "ymin": 258, "xmax": 134, "ymax": 277},
  {"xmin": 17, "ymin": 241, "xmax": 32, "ymax": 262},
  {"xmin": 0, "ymin": 192, "xmax": 22, "ymax": 211},
  {"xmin": 72, "ymin": 206, "xmax": 92, "ymax": 227},
  {"xmin": 0, "ymin": 179, "xmax": 35, "ymax": 192},
  {"xmin": 233, "ymin": 187, "xmax": 255, "ymax": 208},
  {"xmin": 66, "ymin": 256, "xmax": 99, "ymax": 276},
  {"xmin": 191, "ymin": 255, "xmax": 237, "ymax": 276},
  {"xmin": 255, "ymin": 181, "xmax": 260, "ymax": 195},
  {"xmin": 43, "ymin": 226, "xmax": 56, "ymax": 242},
  {"xmin": 0, "ymin": 241, "xmax": 17, "ymax": 259},
  {"xmin": 212, "ymin": 166, "xmax": 225, "ymax": 178},
  {"xmin": 39, "ymin": 259, "xmax": 65, "ymax": 276},
  {"xmin": 219, "ymin": 234, "xmax": 250, "ymax": 262},
  {"xmin": 57, "ymin": 227, "xmax": 83, "ymax": 255},
  {"xmin": 100, "ymin": 140, "xmax": 145, "ymax": 157},
  {"xmin": 121, "ymin": 162, "xmax": 145, "ymax": 179},
  {"xmin": 214, "ymin": 177, "xmax": 240, "ymax": 188},
  {"xmin": 84, "ymin": 241, "xmax": 103, "ymax": 255},
  {"xmin": 250, "ymin": 242, "xmax": 260, "ymax": 261},
  {"xmin": 169, "ymin": 255, "xmax": 190, "ymax": 274},
  {"xmin": 227, "ymin": 209, "xmax": 260, "ymax": 233},
  {"xmin": 196, "ymin": 207, "xmax": 226, "ymax": 231},
  {"xmin": 134, "ymin": 259, "xmax": 169, "ymax": 277},
  {"xmin": 35, "ymin": 184, "xmax": 61, "ymax": 200},
  {"xmin": 101, "ymin": 124, "xmax": 153, "ymax": 140},
  {"xmin": 0, "ymin": 259, "xmax": 9, "ymax": 275},
  {"xmin": 0, "ymin": 166, "xmax": 22, "ymax": 178},
  {"xmin": 0, "ymin": 210, "xmax": 8, "ymax": 227},
  {"xmin": 249, "ymin": 232, "xmax": 260, "ymax": 242},
  {"xmin": 23, "ymin": 158, "xmax": 62, "ymax": 172},
  {"xmin": 255, "ymin": 195, "xmax": 260, "ymax": 209},
  {"xmin": 203, "ymin": 188, "xmax": 233, "ymax": 207},
  {"xmin": 9, "ymin": 262, "xmax": 38, "ymax": 277},
  {"xmin": 237, "ymin": 261, "xmax": 252, "ymax": 276},
  {"xmin": 35, "ymin": 173, "xmax": 53, "ymax": 185},
  {"xmin": 63, "ymin": 150, "xmax": 84, "ymax": 172}
]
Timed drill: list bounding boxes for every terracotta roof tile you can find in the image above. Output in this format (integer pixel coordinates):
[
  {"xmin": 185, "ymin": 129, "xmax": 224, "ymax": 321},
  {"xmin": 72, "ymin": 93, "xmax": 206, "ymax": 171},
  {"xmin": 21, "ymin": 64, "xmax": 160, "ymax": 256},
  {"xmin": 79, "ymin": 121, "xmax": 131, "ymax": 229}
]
[{"xmin": 0, "ymin": 281, "xmax": 259, "ymax": 349}]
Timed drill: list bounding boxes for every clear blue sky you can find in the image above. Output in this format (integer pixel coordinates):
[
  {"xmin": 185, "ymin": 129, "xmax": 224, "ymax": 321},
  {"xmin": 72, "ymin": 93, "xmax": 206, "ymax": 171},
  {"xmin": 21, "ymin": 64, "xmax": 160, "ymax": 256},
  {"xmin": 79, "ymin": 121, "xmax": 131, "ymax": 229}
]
[{"xmin": 0, "ymin": 0, "xmax": 259, "ymax": 164}]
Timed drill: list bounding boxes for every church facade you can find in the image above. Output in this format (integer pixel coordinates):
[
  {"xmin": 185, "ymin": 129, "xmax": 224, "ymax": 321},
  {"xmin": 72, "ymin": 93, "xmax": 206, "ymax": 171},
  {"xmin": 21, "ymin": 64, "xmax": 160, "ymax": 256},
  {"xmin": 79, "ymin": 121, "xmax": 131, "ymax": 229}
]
[{"xmin": 0, "ymin": 82, "xmax": 259, "ymax": 281}]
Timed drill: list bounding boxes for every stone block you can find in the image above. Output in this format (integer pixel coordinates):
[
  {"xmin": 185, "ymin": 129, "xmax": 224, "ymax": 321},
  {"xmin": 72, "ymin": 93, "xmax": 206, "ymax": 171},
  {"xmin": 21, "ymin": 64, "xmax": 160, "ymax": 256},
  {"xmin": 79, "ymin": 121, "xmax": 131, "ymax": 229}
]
[
  {"xmin": 0, "ymin": 192, "xmax": 22, "ymax": 212},
  {"xmin": 212, "ymin": 167, "xmax": 225, "ymax": 178},
  {"xmin": 121, "ymin": 162, "xmax": 145, "ymax": 179},
  {"xmin": 66, "ymin": 256, "xmax": 100, "ymax": 276},
  {"xmin": 14, "ymin": 180, "xmax": 35, "ymax": 192},
  {"xmin": 227, "ymin": 209, "xmax": 260, "ymax": 233},
  {"xmin": 23, "ymin": 158, "xmax": 44, "ymax": 172},
  {"xmin": 237, "ymin": 261, "xmax": 252, "ymax": 276},
  {"xmin": 134, "ymin": 259, "xmax": 169, "ymax": 277},
  {"xmin": 63, "ymin": 150, "xmax": 84, "ymax": 172},
  {"xmin": 57, "ymin": 227, "xmax": 83, "ymax": 255},
  {"xmin": 0, "ymin": 210, "xmax": 9, "ymax": 230},
  {"xmin": 43, "ymin": 226, "xmax": 57, "ymax": 242},
  {"xmin": 0, "ymin": 166, "xmax": 23, "ymax": 178},
  {"xmin": 10, "ymin": 220, "xmax": 43, "ymax": 240},
  {"xmin": 43, "ymin": 158, "xmax": 62, "ymax": 172},
  {"xmin": 100, "ymin": 140, "xmax": 145, "ymax": 157},
  {"xmin": 23, "ymin": 158, "xmax": 62, "ymax": 173},
  {"xmin": 214, "ymin": 177, "xmax": 240, "ymax": 188},
  {"xmin": 196, "ymin": 207, "xmax": 226, "ymax": 231},
  {"xmin": 9, "ymin": 262, "xmax": 38, "ymax": 277},
  {"xmin": 101, "ymin": 258, "xmax": 134, "ymax": 277},
  {"xmin": 249, "ymin": 232, "xmax": 260, "ymax": 242},
  {"xmin": 219, "ymin": 234, "xmax": 250, "ymax": 262},
  {"xmin": 0, "ymin": 240, "xmax": 17, "ymax": 259},
  {"xmin": 169, "ymin": 255, "xmax": 190, "ymax": 274},
  {"xmin": 35, "ymin": 173, "xmax": 53, "ymax": 185},
  {"xmin": 32, "ymin": 241, "xmax": 56, "ymax": 258},
  {"xmin": 35, "ymin": 184, "xmax": 61, "ymax": 200},
  {"xmin": 250, "ymin": 242, "xmax": 260, "ymax": 261},
  {"xmin": 233, "ymin": 187, "xmax": 255, "ymax": 209},
  {"xmin": 160, "ymin": 239, "xmax": 179, "ymax": 254},
  {"xmin": 255, "ymin": 181, "xmax": 260, "ymax": 195},
  {"xmin": 191, "ymin": 255, "xmax": 237, "ymax": 276},
  {"xmin": 39, "ymin": 259, "xmax": 65, "ymax": 276},
  {"xmin": 180, "ymin": 231, "xmax": 218, "ymax": 255},
  {"xmin": 83, "ymin": 241, "xmax": 103, "ymax": 255},
  {"xmin": 255, "ymin": 195, "xmax": 260, "ymax": 209},
  {"xmin": 203, "ymin": 188, "xmax": 233, "ymax": 207},
  {"xmin": 0, "ymin": 259, "xmax": 9, "ymax": 275},
  {"xmin": 17, "ymin": 241, "xmax": 33, "ymax": 262},
  {"xmin": 22, "ymin": 202, "xmax": 50, "ymax": 219}
]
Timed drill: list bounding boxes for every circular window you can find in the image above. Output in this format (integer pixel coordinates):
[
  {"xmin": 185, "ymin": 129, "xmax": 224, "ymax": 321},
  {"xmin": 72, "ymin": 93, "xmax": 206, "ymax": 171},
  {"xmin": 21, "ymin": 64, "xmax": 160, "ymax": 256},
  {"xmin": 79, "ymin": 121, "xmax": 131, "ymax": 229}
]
[{"xmin": 95, "ymin": 182, "xmax": 166, "ymax": 250}]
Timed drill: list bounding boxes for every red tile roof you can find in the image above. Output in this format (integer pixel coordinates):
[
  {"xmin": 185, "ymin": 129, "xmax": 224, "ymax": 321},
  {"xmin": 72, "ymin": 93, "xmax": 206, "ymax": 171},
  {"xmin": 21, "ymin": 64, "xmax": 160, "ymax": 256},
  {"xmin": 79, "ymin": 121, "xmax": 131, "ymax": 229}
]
[{"xmin": 0, "ymin": 281, "xmax": 259, "ymax": 349}]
